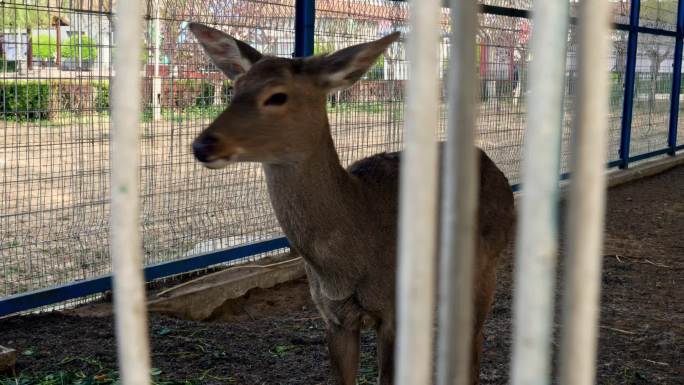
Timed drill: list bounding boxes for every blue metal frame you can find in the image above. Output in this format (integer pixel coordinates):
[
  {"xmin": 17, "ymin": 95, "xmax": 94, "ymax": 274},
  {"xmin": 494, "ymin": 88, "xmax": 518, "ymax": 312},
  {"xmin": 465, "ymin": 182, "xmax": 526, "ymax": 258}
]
[
  {"xmin": 669, "ymin": 0, "xmax": 684, "ymax": 155},
  {"xmin": 619, "ymin": 0, "xmax": 641, "ymax": 169},
  {"xmin": 294, "ymin": 0, "xmax": 316, "ymax": 57},
  {"xmin": 0, "ymin": 237, "xmax": 289, "ymax": 317},
  {"xmin": 628, "ymin": 148, "xmax": 672, "ymax": 162}
]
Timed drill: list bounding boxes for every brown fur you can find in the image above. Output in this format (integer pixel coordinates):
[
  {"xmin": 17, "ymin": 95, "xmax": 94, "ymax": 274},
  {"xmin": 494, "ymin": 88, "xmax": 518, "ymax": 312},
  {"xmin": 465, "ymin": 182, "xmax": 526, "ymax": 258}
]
[{"xmin": 188, "ymin": 23, "xmax": 515, "ymax": 385}]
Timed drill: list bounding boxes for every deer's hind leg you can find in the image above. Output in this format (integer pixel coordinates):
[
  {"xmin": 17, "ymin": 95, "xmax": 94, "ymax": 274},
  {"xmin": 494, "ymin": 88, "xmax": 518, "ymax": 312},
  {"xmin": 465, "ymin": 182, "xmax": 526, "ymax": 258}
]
[
  {"xmin": 377, "ymin": 316, "xmax": 395, "ymax": 385},
  {"xmin": 470, "ymin": 250, "xmax": 499, "ymax": 385}
]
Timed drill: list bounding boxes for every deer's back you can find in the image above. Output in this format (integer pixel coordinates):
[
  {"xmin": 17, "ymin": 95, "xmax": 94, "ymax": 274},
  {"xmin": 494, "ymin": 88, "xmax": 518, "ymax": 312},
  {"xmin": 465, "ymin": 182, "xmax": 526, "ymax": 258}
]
[{"xmin": 348, "ymin": 147, "xmax": 515, "ymax": 256}]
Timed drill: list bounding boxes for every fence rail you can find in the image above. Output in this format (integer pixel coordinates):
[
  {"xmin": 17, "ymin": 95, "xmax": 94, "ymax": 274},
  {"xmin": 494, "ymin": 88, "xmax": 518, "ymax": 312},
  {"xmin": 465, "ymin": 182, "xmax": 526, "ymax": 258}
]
[{"xmin": 1, "ymin": 0, "xmax": 683, "ymax": 316}]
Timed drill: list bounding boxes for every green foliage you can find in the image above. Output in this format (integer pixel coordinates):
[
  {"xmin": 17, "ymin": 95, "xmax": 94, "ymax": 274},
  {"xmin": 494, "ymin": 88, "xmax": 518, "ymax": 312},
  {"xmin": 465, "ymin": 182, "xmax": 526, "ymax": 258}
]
[
  {"xmin": 0, "ymin": 80, "xmax": 111, "ymax": 120},
  {"xmin": 32, "ymin": 34, "xmax": 56, "ymax": 59},
  {"xmin": 141, "ymin": 46, "xmax": 150, "ymax": 64},
  {"xmin": 610, "ymin": 72, "xmax": 624, "ymax": 104},
  {"xmin": 61, "ymin": 35, "xmax": 98, "ymax": 60},
  {"xmin": 0, "ymin": 80, "xmax": 51, "ymax": 120},
  {"xmin": 365, "ymin": 54, "xmax": 385, "ymax": 80},
  {"xmin": 313, "ymin": 41, "xmax": 334, "ymax": 55},
  {"xmin": 0, "ymin": 78, "xmax": 236, "ymax": 122},
  {"xmin": 196, "ymin": 82, "xmax": 215, "ymax": 107},
  {"xmin": 636, "ymin": 72, "xmax": 672, "ymax": 94},
  {"xmin": 0, "ymin": 366, "xmax": 200, "ymax": 385},
  {"xmin": 0, "ymin": 6, "xmax": 50, "ymax": 29},
  {"xmin": 0, "ymin": 58, "xmax": 18, "ymax": 72},
  {"xmin": 93, "ymin": 81, "xmax": 110, "ymax": 112}
]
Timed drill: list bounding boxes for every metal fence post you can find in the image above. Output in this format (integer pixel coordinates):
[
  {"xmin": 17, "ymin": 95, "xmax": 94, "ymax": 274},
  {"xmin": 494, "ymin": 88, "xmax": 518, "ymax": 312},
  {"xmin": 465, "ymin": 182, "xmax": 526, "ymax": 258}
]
[
  {"xmin": 294, "ymin": 0, "xmax": 315, "ymax": 57},
  {"xmin": 436, "ymin": 2, "xmax": 479, "ymax": 385},
  {"xmin": 510, "ymin": 1, "xmax": 569, "ymax": 384},
  {"xmin": 619, "ymin": 0, "xmax": 641, "ymax": 169},
  {"xmin": 669, "ymin": 0, "xmax": 684, "ymax": 155},
  {"xmin": 558, "ymin": 1, "xmax": 611, "ymax": 384},
  {"xmin": 111, "ymin": 0, "xmax": 151, "ymax": 383},
  {"xmin": 395, "ymin": 0, "xmax": 442, "ymax": 384}
]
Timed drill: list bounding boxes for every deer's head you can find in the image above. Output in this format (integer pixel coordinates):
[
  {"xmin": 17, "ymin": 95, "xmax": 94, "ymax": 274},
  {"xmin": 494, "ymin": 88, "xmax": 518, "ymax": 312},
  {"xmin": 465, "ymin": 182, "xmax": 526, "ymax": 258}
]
[{"xmin": 188, "ymin": 23, "xmax": 399, "ymax": 168}]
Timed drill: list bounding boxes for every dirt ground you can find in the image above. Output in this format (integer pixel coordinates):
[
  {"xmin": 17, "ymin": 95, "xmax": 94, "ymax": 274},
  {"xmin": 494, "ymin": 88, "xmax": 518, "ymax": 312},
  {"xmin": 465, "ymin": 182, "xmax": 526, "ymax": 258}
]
[{"xmin": 1, "ymin": 164, "xmax": 683, "ymax": 384}]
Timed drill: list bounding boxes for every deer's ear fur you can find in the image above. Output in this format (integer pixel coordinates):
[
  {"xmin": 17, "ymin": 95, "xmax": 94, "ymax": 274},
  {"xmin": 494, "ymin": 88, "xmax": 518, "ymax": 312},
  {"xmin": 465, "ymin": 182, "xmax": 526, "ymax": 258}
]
[
  {"xmin": 304, "ymin": 32, "xmax": 400, "ymax": 91},
  {"xmin": 189, "ymin": 22, "xmax": 262, "ymax": 80}
]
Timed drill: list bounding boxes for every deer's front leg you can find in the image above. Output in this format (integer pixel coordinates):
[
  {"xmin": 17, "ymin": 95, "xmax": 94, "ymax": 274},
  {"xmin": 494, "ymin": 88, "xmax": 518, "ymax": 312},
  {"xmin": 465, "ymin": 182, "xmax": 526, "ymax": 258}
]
[
  {"xmin": 377, "ymin": 320, "xmax": 395, "ymax": 385},
  {"xmin": 327, "ymin": 324, "xmax": 360, "ymax": 385}
]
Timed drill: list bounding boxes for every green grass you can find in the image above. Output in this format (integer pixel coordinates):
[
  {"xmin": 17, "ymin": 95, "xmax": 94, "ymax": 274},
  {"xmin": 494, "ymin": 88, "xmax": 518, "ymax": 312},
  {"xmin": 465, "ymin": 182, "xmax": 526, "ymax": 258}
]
[
  {"xmin": 159, "ymin": 105, "xmax": 225, "ymax": 122},
  {"xmin": 327, "ymin": 101, "xmax": 389, "ymax": 114},
  {"xmin": 0, "ymin": 369, "xmax": 200, "ymax": 385},
  {"xmin": 0, "ymin": 357, "xmax": 200, "ymax": 385}
]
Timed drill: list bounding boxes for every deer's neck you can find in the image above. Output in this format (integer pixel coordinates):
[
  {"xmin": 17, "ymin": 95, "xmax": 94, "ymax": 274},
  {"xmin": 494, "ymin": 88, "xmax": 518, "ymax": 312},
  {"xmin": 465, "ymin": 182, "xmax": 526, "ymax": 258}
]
[{"xmin": 262, "ymin": 125, "xmax": 360, "ymax": 257}]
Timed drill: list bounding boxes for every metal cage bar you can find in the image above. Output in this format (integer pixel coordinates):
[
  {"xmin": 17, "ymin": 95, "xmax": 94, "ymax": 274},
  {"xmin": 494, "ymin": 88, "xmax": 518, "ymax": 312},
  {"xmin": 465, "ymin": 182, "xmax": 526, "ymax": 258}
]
[
  {"xmin": 0, "ymin": 237, "xmax": 289, "ymax": 317},
  {"xmin": 110, "ymin": 0, "xmax": 151, "ymax": 383},
  {"xmin": 669, "ymin": 0, "xmax": 684, "ymax": 155},
  {"xmin": 436, "ymin": 2, "xmax": 479, "ymax": 385},
  {"xmin": 510, "ymin": 1, "xmax": 569, "ymax": 384},
  {"xmin": 394, "ymin": 0, "xmax": 441, "ymax": 384},
  {"xmin": 619, "ymin": 0, "xmax": 641, "ymax": 169},
  {"xmin": 558, "ymin": 1, "xmax": 611, "ymax": 384},
  {"xmin": 294, "ymin": 0, "xmax": 316, "ymax": 57}
]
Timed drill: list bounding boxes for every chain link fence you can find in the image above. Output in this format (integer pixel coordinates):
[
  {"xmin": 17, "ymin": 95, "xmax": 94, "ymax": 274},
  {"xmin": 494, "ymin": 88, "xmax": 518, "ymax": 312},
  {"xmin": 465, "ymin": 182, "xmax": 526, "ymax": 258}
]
[{"xmin": 1, "ymin": 0, "xmax": 682, "ymax": 312}]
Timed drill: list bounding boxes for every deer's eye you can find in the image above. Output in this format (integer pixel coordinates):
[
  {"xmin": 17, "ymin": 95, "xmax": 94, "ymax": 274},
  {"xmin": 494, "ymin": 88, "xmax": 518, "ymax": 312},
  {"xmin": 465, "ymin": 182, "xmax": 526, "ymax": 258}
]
[{"xmin": 263, "ymin": 93, "xmax": 288, "ymax": 106}]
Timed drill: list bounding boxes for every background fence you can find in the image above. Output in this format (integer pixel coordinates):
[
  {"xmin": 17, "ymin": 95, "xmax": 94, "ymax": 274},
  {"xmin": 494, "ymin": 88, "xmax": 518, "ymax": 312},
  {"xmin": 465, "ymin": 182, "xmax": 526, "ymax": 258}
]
[{"xmin": 1, "ymin": 0, "xmax": 683, "ymax": 316}]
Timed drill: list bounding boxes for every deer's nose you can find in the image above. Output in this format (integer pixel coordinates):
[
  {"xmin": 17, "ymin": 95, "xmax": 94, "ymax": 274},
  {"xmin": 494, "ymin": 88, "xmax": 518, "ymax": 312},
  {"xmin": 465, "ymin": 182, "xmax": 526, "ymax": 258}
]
[{"xmin": 192, "ymin": 134, "xmax": 220, "ymax": 163}]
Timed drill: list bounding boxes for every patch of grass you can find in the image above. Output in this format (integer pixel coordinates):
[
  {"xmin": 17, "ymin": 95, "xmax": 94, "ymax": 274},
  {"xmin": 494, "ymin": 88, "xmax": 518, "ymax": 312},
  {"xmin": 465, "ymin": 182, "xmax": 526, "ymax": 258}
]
[
  {"xmin": 357, "ymin": 350, "xmax": 378, "ymax": 385},
  {"xmin": 161, "ymin": 106, "xmax": 225, "ymax": 122},
  {"xmin": 0, "ymin": 357, "xmax": 199, "ymax": 385},
  {"xmin": 270, "ymin": 344, "xmax": 298, "ymax": 357},
  {"xmin": 327, "ymin": 101, "xmax": 388, "ymax": 114},
  {"xmin": 622, "ymin": 365, "xmax": 649, "ymax": 382}
]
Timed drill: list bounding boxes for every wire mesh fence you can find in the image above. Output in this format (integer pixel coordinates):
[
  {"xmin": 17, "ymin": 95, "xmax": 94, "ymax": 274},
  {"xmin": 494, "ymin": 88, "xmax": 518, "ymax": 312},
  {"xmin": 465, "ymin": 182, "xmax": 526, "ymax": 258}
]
[{"xmin": 0, "ymin": 0, "xmax": 682, "ymax": 312}]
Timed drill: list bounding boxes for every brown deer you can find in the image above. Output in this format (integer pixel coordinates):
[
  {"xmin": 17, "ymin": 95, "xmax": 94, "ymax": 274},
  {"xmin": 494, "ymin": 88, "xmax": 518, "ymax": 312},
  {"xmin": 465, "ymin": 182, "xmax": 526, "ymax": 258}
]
[{"xmin": 188, "ymin": 23, "xmax": 514, "ymax": 385}]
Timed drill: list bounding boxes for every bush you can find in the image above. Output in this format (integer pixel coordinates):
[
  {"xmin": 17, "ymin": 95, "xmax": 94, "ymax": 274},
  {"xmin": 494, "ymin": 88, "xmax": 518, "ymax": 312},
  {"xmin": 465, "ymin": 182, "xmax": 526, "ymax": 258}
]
[
  {"xmin": 0, "ymin": 58, "xmax": 18, "ymax": 72},
  {"xmin": 196, "ymin": 82, "xmax": 215, "ymax": 107},
  {"xmin": 94, "ymin": 81, "xmax": 109, "ymax": 112},
  {"xmin": 32, "ymin": 33, "xmax": 56, "ymax": 59},
  {"xmin": 62, "ymin": 35, "xmax": 98, "ymax": 60},
  {"xmin": 0, "ymin": 81, "xmax": 51, "ymax": 120},
  {"xmin": 0, "ymin": 80, "xmax": 111, "ymax": 120}
]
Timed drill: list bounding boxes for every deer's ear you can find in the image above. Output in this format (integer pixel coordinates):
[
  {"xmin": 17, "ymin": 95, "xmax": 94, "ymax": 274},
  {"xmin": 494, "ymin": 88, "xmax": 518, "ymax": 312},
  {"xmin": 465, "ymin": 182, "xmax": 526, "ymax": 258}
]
[
  {"xmin": 189, "ymin": 22, "xmax": 262, "ymax": 80},
  {"xmin": 306, "ymin": 32, "xmax": 400, "ymax": 91}
]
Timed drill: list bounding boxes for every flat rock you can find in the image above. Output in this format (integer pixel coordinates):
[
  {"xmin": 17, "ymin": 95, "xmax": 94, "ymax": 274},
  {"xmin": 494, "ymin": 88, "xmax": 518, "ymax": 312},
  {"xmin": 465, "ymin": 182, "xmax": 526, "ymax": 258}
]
[{"xmin": 148, "ymin": 253, "xmax": 306, "ymax": 321}]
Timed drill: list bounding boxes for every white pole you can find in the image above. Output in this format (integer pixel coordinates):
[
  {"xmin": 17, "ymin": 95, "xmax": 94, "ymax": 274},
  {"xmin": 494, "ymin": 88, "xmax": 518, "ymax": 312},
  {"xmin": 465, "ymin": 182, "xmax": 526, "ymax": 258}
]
[
  {"xmin": 395, "ymin": 0, "xmax": 441, "ymax": 384},
  {"xmin": 111, "ymin": 0, "xmax": 151, "ymax": 383},
  {"xmin": 510, "ymin": 2, "xmax": 569, "ymax": 385},
  {"xmin": 436, "ymin": 1, "xmax": 479, "ymax": 385},
  {"xmin": 559, "ymin": 2, "xmax": 611, "ymax": 385}
]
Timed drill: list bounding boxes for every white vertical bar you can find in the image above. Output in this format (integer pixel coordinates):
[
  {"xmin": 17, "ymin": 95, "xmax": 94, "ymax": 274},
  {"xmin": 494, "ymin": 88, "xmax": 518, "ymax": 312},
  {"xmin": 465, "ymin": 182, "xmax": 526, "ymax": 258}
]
[
  {"xmin": 436, "ymin": 1, "xmax": 479, "ymax": 385},
  {"xmin": 395, "ymin": 0, "xmax": 441, "ymax": 384},
  {"xmin": 510, "ymin": 2, "xmax": 569, "ymax": 385},
  {"xmin": 559, "ymin": 2, "xmax": 611, "ymax": 385},
  {"xmin": 111, "ymin": 0, "xmax": 150, "ymax": 383}
]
